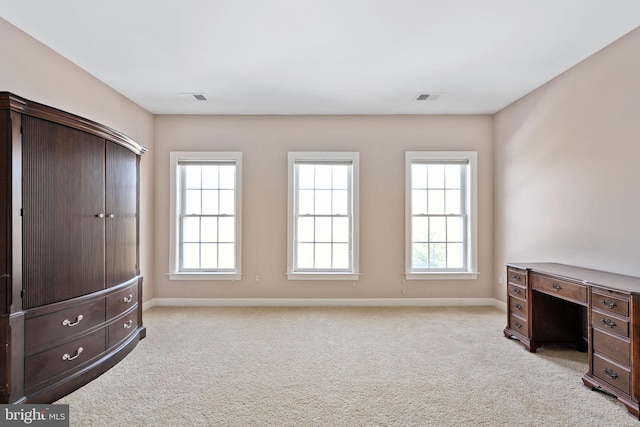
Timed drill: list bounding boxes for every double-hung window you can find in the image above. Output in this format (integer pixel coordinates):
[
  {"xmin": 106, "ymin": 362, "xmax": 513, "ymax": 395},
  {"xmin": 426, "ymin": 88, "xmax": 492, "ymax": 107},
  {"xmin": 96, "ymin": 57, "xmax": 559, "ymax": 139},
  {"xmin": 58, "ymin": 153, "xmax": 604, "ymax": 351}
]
[
  {"xmin": 287, "ymin": 152, "xmax": 359, "ymax": 280},
  {"xmin": 405, "ymin": 151, "xmax": 477, "ymax": 280},
  {"xmin": 169, "ymin": 152, "xmax": 242, "ymax": 280}
]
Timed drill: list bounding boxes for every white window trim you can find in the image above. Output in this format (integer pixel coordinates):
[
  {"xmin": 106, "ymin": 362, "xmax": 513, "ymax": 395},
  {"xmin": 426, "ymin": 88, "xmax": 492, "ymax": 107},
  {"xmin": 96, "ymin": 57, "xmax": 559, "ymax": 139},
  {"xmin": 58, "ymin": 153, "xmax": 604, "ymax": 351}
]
[
  {"xmin": 404, "ymin": 151, "xmax": 478, "ymax": 280},
  {"xmin": 169, "ymin": 151, "xmax": 242, "ymax": 281},
  {"xmin": 287, "ymin": 152, "xmax": 360, "ymax": 281}
]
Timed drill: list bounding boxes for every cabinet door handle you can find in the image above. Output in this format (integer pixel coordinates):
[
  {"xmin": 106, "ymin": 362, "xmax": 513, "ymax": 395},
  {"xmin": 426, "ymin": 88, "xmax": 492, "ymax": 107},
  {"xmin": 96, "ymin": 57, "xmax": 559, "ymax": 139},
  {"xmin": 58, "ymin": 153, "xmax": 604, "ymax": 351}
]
[
  {"xmin": 123, "ymin": 320, "xmax": 134, "ymax": 329},
  {"xmin": 96, "ymin": 213, "xmax": 105, "ymax": 218},
  {"xmin": 601, "ymin": 318, "xmax": 617, "ymax": 328},
  {"xmin": 601, "ymin": 299, "xmax": 617, "ymax": 309},
  {"xmin": 602, "ymin": 367, "xmax": 618, "ymax": 379},
  {"xmin": 551, "ymin": 283, "xmax": 562, "ymax": 291},
  {"xmin": 62, "ymin": 347, "xmax": 84, "ymax": 361},
  {"xmin": 123, "ymin": 294, "xmax": 134, "ymax": 303},
  {"xmin": 62, "ymin": 314, "xmax": 84, "ymax": 327},
  {"xmin": 107, "ymin": 213, "xmax": 115, "ymax": 219}
]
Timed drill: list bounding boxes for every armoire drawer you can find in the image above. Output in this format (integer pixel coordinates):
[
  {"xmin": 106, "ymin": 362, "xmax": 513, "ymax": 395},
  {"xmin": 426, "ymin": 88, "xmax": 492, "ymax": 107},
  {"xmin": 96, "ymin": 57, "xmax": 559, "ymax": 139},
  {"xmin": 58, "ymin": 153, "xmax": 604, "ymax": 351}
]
[
  {"xmin": 24, "ymin": 299, "xmax": 106, "ymax": 355},
  {"xmin": 25, "ymin": 328, "xmax": 106, "ymax": 390},
  {"xmin": 108, "ymin": 307, "xmax": 139, "ymax": 348},
  {"xmin": 106, "ymin": 282, "xmax": 138, "ymax": 319}
]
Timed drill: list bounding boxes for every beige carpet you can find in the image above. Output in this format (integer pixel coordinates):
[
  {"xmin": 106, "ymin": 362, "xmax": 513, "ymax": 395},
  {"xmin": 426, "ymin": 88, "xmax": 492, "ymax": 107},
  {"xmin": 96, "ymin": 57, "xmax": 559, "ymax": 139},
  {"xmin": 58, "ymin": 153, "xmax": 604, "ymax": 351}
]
[{"xmin": 58, "ymin": 306, "xmax": 638, "ymax": 426}]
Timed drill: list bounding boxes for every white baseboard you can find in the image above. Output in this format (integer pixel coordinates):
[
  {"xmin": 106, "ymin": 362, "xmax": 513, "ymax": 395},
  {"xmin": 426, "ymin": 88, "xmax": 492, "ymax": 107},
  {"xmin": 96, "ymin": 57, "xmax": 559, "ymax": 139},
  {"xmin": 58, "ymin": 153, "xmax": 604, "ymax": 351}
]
[{"xmin": 143, "ymin": 297, "xmax": 505, "ymax": 311}]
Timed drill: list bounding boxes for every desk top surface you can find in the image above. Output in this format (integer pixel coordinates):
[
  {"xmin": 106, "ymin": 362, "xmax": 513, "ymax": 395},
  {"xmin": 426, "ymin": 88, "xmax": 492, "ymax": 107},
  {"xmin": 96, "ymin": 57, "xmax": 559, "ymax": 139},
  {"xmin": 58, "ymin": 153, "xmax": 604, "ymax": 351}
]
[{"xmin": 506, "ymin": 262, "xmax": 640, "ymax": 294}]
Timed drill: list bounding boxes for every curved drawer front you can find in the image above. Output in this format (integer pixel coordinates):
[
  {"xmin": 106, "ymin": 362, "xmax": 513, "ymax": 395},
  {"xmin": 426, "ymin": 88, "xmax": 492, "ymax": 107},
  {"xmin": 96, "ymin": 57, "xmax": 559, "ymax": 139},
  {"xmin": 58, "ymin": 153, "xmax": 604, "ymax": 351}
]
[
  {"xmin": 106, "ymin": 282, "xmax": 138, "ymax": 319},
  {"xmin": 108, "ymin": 307, "xmax": 139, "ymax": 349},
  {"xmin": 531, "ymin": 274, "xmax": 587, "ymax": 305},
  {"xmin": 25, "ymin": 328, "xmax": 106, "ymax": 390},
  {"xmin": 25, "ymin": 299, "xmax": 106, "ymax": 355}
]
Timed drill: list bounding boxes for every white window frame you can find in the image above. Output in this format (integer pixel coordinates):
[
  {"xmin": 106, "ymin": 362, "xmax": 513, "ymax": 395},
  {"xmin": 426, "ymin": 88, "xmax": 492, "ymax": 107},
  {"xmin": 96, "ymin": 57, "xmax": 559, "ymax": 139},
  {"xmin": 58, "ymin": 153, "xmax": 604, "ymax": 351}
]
[
  {"xmin": 405, "ymin": 151, "xmax": 478, "ymax": 280},
  {"xmin": 169, "ymin": 151, "xmax": 242, "ymax": 281},
  {"xmin": 287, "ymin": 152, "xmax": 360, "ymax": 281}
]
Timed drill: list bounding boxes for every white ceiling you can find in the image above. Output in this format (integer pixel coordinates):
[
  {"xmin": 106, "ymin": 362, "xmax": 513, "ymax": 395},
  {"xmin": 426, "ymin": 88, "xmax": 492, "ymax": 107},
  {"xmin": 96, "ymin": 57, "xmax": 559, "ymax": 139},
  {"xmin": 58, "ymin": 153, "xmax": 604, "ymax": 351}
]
[{"xmin": 2, "ymin": 1, "xmax": 640, "ymax": 115}]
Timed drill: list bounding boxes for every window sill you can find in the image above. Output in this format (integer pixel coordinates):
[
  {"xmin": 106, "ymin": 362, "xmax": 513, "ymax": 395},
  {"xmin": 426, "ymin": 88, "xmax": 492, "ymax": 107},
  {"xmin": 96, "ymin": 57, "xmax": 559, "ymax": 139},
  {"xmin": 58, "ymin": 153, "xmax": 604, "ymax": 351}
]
[
  {"xmin": 404, "ymin": 272, "xmax": 479, "ymax": 281},
  {"xmin": 286, "ymin": 272, "xmax": 361, "ymax": 281},
  {"xmin": 169, "ymin": 272, "xmax": 242, "ymax": 281}
]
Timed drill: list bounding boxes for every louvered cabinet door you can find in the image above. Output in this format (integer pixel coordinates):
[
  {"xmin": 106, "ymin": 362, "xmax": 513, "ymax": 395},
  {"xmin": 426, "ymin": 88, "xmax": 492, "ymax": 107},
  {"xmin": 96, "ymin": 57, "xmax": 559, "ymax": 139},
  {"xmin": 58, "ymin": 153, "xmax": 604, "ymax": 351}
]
[
  {"xmin": 22, "ymin": 116, "xmax": 106, "ymax": 308},
  {"xmin": 105, "ymin": 142, "xmax": 138, "ymax": 287}
]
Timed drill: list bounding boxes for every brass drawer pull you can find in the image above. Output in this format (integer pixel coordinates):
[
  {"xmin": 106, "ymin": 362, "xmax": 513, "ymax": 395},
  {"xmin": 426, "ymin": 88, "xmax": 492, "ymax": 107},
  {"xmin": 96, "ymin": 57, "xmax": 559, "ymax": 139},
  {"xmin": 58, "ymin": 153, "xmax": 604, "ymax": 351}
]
[
  {"xmin": 514, "ymin": 321, "xmax": 522, "ymax": 329},
  {"xmin": 514, "ymin": 303, "xmax": 523, "ymax": 311},
  {"xmin": 123, "ymin": 320, "xmax": 133, "ymax": 329},
  {"xmin": 123, "ymin": 294, "xmax": 134, "ymax": 303},
  {"xmin": 62, "ymin": 347, "xmax": 84, "ymax": 361},
  {"xmin": 512, "ymin": 287, "xmax": 521, "ymax": 295},
  {"xmin": 62, "ymin": 314, "xmax": 84, "ymax": 327},
  {"xmin": 601, "ymin": 299, "xmax": 617, "ymax": 309},
  {"xmin": 602, "ymin": 367, "xmax": 618, "ymax": 379},
  {"xmin": 601, "ymin": 318, "xmax": 617, "ymax": 328}
]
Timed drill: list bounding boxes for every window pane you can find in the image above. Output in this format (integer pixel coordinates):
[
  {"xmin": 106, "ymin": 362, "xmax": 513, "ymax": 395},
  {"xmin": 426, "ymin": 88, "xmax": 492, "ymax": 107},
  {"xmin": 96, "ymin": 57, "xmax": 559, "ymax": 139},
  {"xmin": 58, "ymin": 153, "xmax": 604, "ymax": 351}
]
[
  {"xmin": 412, "ymin": 243, "xmax": 428, "ymax": 269},
  {"xmin": 200, "ymin": 243, "xmax": 218, "ymax": 269},
  {"xmin": 445, "ymin": 165, "xmax": 461, "ymax": 188},
  {"xmin": 219, "ymin": 217, "xmax": 235, "ymax": 242},
  {"xmin": 427, "ymin": 190, "xmax": 445, "ymax": 214},
  {"xmin": 412, "ymin": 190, "xmax": 427, "ymax": 215},
  {"xmin": 201, "ymin": 217, "xmax": 218, "ymax": 242},
  {"xmin": 201, "ymin": 165, "xmax": 219, "ymax": 189},
  {"xmin": 315, "ymin": 165, "xmax": 332, "ymax": 188},
  {"xmin": 333, "ymin": 165, "xmax": 349, "ymax": 189},
  {"xmin": 297, "ymin": 243, "xmax": 314, "ymax": 269},
  {"xmin": 445, "ymin": 190, "xmax": 461, "ymax": 214},
  {"xmin": 333, "ymin": 243, "xmax": 349, "ymax": 269},
  {"xmin": 219, "ymin": 190, "xmax": 235, "ymax": 215},
  {"xmin": 332, "ymin": 190, "xmax": 348, "ymax": 215},
  {"xmin": 314, "ymin": 243, "xmax": 332, "ymax": 269},
  {"xmin": 412, "ymin": 164, "xmax": 427, "ymax": 189},
  {"xmin": 315, "ymin": 190, "xmax": 332, "ymax": 215},
  {"xmin": 297, "ymin": 217, "xmax": 314, "ymax": 242},
  {"xmin": 429, "ymin": 217, "xmax": 446, "ymax": 241},
  {"xmin": 298, "ymin": 190, "xmax": 314, "ymax": 215},
  {"xmin": 428, "ymin": 164, "xmax": 445, "ymax": 188},
  {"xmin": 183, "ymin": 217, "xmax": 200, "ymax": 242},
  {"xmin": 219, "ymin": 165, "xmax": 235, "ymax": 189},
  {"xmin": 201, "ymin": 190, "xmax": 219, "ymax": 214},
  {"xmin": 185, "ymin": 190, "xmax": 201, "ymax": 214},
  {"xmin": 447, "ymin": 243, "xmax": 464, "ymax": 269},
  {"xmin": 429, "ymin": 243, "xmax": 446, "ymax": 268},
  {"xmin": 298, "ymin": 165, "xmax": 315, "ymax": 189},
  {"xmin": 315, "ymin": 217, "xmax": 332, "ymax": 242},
  {"xmin": 218, "ymin": 243, "xmax": 235, "ymax": 269},
  {"xmin": 333, "ymin": 217, "xmax": 349, "ymax": 242},
  {"xmin": 185, "ymin": 166, "xmax": 201, "ymax": 189},
  {"xmin": 447, "ymin": 217, "xmax": 463, "ymax": 242},
  {"xmin": 183, "ymin": 243, "xmax": 200, "ymax": 269},
  {"xmin": 412, "ymin": 217, "xmax": 429, "ymax": 242}
]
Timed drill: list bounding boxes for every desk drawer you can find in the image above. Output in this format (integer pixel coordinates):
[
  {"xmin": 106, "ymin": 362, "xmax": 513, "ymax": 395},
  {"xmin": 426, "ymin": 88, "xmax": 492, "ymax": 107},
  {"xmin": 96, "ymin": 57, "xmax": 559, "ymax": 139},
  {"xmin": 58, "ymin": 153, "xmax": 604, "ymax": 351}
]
[
  {"xmin": 531, "ymin": 274, "xmax": 587, "ymax": 305},
  {"xmin": 592, "ymin": 310, "xmax": 629, "ymax": 338},
  {"xmin": 593, "ymin": 328, "xmax": 630, "ymax": 365},
  {"xmin": 591, "ymin": 289, "xmax": 629, "ymax": 317},
  {"xmin": 593, "ymin": 353, "xmax": 630, "ymax": 395},
  {"xmin": 508, "ymin": 313, "xmax": 528, "ymax": 336},
  {"xmin": 508, "ymin": 284, "xmax": 527, "ymax": 300},
  {"xmin": 507, "ymin": 268, "xmax": 527, "ymax": 286},
  {"xmin": 509, "ymin": 296, "xmax": 528, "ymax": 319}
]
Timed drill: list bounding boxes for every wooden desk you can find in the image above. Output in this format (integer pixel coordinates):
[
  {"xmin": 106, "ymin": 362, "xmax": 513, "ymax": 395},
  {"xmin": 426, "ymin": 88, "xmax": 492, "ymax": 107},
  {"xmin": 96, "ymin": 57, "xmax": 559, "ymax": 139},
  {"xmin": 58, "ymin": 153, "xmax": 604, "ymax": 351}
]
[{"xmin": 504, "ymin": 262, "xmax": 640, "ymax": 419}]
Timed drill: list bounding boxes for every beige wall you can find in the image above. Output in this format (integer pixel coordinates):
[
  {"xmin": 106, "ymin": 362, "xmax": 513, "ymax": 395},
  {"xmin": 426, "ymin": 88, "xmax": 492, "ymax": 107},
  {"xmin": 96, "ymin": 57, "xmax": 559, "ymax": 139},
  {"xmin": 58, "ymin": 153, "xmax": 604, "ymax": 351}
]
[
  {"xmin": 0, "ymin": 18, "xmax": 156, "ymax": 301},
  {"xmin": 154, "ymin": 115, "xmax": 494, "ymax": 300},
  {"xmin": 494, "ymin": 26, "xmax": 640, "ymax": 301}
]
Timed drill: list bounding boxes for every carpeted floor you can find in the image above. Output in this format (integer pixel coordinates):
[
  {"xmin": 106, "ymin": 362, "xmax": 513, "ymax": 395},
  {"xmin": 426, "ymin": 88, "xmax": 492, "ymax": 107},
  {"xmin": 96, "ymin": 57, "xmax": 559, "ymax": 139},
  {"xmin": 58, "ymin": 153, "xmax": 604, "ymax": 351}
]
[{"xmin": 58, "ymin": 306, "xmax": 638, "ymax": 426}]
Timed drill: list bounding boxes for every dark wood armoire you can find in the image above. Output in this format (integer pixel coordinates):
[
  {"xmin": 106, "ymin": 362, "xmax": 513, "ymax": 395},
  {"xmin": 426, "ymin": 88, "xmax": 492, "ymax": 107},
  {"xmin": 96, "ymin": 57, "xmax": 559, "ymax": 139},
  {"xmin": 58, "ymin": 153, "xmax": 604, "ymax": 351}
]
[{"xmin": 0, "ymin": 92, "xmax": 147, "ymax": 403}]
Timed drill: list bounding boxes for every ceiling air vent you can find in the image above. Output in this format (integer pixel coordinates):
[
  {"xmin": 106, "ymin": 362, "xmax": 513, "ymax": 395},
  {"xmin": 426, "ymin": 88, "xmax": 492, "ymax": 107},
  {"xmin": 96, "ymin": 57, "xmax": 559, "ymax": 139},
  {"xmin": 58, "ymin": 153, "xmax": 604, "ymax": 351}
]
[
  {"xmin": 178, "ymin": 93, "xmax": 207, "ymax": 101},
  {"xmin": 415, "ymin": 93, "xmax": 442, "ymax": 101}
]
